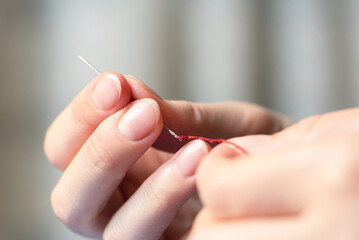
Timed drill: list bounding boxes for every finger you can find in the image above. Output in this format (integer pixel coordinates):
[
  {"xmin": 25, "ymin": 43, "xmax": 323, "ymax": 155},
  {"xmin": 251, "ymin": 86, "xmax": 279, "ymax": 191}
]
[
  {"xmin": 125, "ymin": 75, "xmax": 291, "ymax": 152},
  {"xmin": 44, "ymin": 72, "xmax": 131, "ymax": 170},
  {"xmin": 50, "ymin": 98, "xmax": 162, "ymax": 238},
  {"xmin": 103, "ymin": 140, "xmax": 210, "ymax": 240},
  {"xmin": 281, "ymin": 108, "xmax": 359, "ymax": 139},
  {"xmin": 263, "ymin": 108, "xmax": 359, "ymax": 152},
  {"xmin": 190, "ymin": 209, "xmax": 308, "ymax": 240},
  {"xmin": 197, "ymin": 135, "xmax": 359, "ymax": 219},
  {"xmin": 210, "ymin": 108, "xmax": 359, "ymax": 157}
]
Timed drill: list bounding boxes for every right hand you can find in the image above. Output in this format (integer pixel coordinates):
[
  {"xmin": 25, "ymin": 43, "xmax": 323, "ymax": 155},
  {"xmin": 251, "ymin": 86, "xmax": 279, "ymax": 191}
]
[
  {"xmin": 192, "ymin": 108, "xmax": 359, "ymax": 240},
  {"xmin": 44, "ymin": 72, "xmax": 290, "ymax": 239}
]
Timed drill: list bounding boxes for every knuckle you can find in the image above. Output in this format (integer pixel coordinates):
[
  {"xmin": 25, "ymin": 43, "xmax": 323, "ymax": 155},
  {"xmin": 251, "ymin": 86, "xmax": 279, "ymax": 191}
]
[
  {"xmin": 144, "ymin": 174, "xmax": 172, "ymax": 209},
  {"xmin": 83, "ymin": 134, "xmax": 118, "ymax": 173},
  {"xmin": 70, "ymin": 91, "xmax": 106, "ymax": 129},
  {"xmin": 277, "ymin": 114, "xmax": 324, "ymax": 143},
  {"xmin": 51, "ymin": 188, "xmax": 77, "ymax": 229},
  {"xmin": 292, "ymin": 114, "xmax": 323, "ymax": 137},
  {"xmin": 335, "ymin": 158, "xmax": 359, "ymax": 189},
  {"xmin": 186, "ymin": 101, "xmax": 205, "ymax": 136},
  {"xmin": 324, "ymin": 142, "xmax": 359, "ymax": 192},
  {"xmin": 71, "ymin": 100, "xmax": 95, "ymax": 128},
  {"xmin": 51, "ymin": 187, "xmax": 98, "ymax": 237}
]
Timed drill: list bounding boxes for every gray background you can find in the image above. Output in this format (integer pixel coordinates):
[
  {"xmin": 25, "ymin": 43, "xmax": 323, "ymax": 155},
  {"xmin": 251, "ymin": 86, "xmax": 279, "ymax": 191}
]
[{"xmin": 1, "ymin": 0, "xmax": 359, "ymax": 239}]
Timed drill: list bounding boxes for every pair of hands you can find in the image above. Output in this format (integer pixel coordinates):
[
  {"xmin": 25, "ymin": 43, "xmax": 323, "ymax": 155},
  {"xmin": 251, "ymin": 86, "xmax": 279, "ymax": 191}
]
[{"xmin": 44, "ymin": 72, "xmax": 359, "ymax": 239}]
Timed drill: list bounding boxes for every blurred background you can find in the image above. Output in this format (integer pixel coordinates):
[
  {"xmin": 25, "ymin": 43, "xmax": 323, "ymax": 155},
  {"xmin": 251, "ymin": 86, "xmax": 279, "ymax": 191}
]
[{"xmin": 1, "ymin": 0, "xmax": 359, "ymax": 239}]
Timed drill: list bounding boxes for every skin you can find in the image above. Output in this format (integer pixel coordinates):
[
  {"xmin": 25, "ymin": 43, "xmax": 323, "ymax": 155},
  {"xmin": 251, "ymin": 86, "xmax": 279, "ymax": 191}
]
[
  {"xmin": 191, "ymin": 108, "xmax": 359, "ymax": 240},
  {"xmin": 44, "ymin": 72, "xmax": 289, "ymax": 240}
]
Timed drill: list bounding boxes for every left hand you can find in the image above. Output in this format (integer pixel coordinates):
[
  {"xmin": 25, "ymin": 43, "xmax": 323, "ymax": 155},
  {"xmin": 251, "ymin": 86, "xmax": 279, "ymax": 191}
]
[
  {"xmin": 191, "ymin": 109, "xmax": 359, "ymax": 240},
  {"xmin": 45, "ymin": 72, "xmax": 290, "ymax": 240}
]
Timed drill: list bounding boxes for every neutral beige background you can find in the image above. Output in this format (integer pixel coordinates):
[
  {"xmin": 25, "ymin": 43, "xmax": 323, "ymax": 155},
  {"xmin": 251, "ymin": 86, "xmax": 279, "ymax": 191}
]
[{"xmin": 1, "ymin": 0, "xmax": 359, "ymax": 239}]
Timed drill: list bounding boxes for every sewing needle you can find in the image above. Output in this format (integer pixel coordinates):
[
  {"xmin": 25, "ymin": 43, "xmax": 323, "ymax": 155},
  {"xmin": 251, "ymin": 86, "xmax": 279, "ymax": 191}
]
[{"xmin": 77, "ymin": 55, "xmax": 181, "ymax": 140}]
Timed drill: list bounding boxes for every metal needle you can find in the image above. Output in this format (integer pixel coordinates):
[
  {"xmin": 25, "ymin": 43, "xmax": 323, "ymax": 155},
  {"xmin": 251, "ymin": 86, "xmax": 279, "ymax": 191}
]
[
  {"xmin": 78, "ymin": 55, "xmax": 180, "ymax": 140},
  {"xmin": 78, "ymin": 55, "xmax": 102, "ymax": 75}
]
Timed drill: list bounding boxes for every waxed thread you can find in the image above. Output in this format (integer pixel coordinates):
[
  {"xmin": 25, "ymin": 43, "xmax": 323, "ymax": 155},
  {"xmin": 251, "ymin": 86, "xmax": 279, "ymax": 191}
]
[
  {"xmin": 175, "ymin": 135, "xmax": 248, "ymax": 155},
  {"xmin": 164, "ymin": 126, "xmax": 248, "ymax": 155}
]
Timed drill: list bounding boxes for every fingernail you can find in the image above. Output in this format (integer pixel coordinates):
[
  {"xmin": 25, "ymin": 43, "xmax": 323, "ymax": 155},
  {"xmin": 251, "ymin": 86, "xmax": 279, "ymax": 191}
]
[
  {"xmin": 92, "ymin": 74, "xmax": 121, "ymax": 110},
  {"xmin": 118, "ymin": 99, "xmax": 160, "ymax": 141},
  {"xmin": 173, "ymin": 140, "xmax": 208, "ymax": 177}
]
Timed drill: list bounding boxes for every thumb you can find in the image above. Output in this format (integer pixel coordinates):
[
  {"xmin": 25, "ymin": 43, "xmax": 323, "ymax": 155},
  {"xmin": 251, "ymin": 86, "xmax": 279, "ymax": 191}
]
[{"xmin": 125, "ymin": 75, "xmax": 290, "ymax": 152}]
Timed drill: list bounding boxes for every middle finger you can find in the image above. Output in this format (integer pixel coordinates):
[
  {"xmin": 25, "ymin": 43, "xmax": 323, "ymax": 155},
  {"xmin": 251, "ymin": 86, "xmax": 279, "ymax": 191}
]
[{"xmin": 51, "ymin": 98, "xmax": 162, "ymax": 238}]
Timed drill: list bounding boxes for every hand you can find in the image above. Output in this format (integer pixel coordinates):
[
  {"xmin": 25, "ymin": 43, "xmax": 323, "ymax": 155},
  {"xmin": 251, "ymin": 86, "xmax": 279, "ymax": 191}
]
[
  {"xmin": 44, "ymin": 72, "xmax": 289, "ymax": 239},
  {"xmin": 191, "ymin": 108, "xmax": 359, "ymax": 240}
]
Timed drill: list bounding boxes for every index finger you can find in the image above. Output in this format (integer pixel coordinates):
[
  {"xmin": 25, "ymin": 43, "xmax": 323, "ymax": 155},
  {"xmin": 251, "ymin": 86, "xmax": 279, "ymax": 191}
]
[{"xmin": 44, "ymin": 72, "xmax": 131, "ymax": 170}]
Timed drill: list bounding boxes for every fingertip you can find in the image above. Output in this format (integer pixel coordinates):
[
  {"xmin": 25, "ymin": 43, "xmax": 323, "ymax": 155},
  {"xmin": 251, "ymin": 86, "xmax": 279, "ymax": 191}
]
[
  {"xmin": 101, "ymin": 72, "xmax": 131, "ymax": 109},
  {"xmin": 89, "ymin": 72, "xmax": 131, "ymax": 112},
  {"xmin": 172, "ymin": 140, "xmax": 210, "ymax": 177},
  {"xmin": 117, "ymin": 98, "xmax": 162, "ymax": 141}
]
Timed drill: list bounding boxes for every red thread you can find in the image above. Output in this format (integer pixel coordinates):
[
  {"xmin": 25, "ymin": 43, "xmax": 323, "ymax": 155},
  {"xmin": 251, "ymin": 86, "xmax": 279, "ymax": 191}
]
[{"xmin": 175, "ymin": 135, "xmax": 248, "ymax": 155}]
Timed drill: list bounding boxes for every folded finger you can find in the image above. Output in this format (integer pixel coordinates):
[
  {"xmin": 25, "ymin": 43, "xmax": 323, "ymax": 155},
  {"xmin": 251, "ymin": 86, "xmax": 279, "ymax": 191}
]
[
  {"xmin": 50, "ymin": 98, "xmax": 162, "ymax": 238},
  {"xmin": 44, "ymin": 72, "xmax": 131, "ymax": 169},
  {"xmin": 103, "ymin": 140, "xmax": 210, "ymax": 240}
]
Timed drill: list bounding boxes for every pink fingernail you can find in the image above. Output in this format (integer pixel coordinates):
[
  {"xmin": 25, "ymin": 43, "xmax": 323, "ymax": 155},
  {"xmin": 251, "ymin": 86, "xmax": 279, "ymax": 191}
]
[
  {"xmin": 173, "ymin": 140, "xmax": 209, "ymax": 177},
  {"xmin": 118, "ymin": 99, "xmax": 160, "ymax": 141},
  {"xmin": 92, "ymin": 74, "xmax": 121, "ymax": 110}
]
